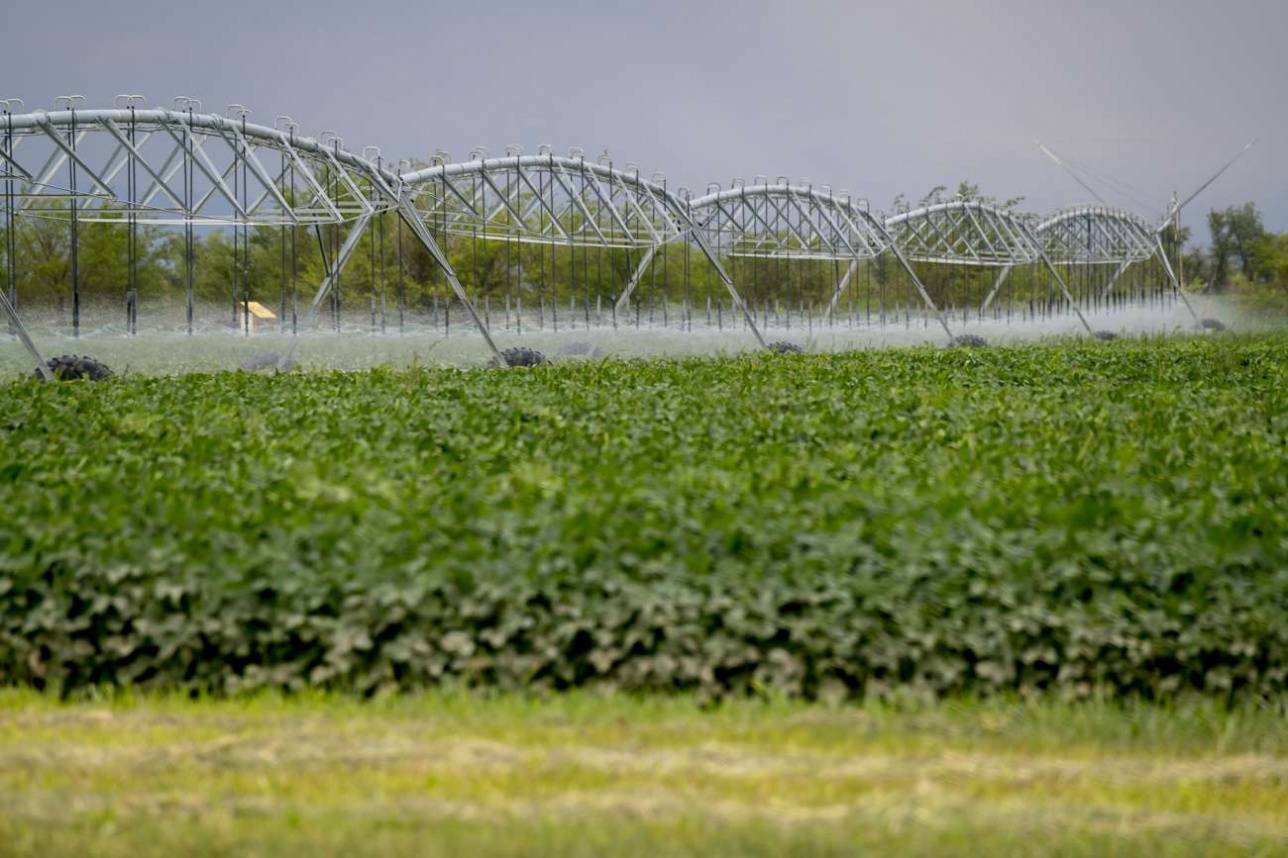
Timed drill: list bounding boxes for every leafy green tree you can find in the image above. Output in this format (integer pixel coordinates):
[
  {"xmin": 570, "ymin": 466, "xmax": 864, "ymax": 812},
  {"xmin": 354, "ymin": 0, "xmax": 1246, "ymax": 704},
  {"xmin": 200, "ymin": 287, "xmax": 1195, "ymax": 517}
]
[
  {"xmin": 1208, "ymin": 203, "xmax": 1265, "ymax": 289},
  {"xmin": 1248, "ymin": 232, "xmax": 1288, "ymax": 294},
  {"xmin": 14, "ymin": 212, "xmax": 69, "ymax": 306}
]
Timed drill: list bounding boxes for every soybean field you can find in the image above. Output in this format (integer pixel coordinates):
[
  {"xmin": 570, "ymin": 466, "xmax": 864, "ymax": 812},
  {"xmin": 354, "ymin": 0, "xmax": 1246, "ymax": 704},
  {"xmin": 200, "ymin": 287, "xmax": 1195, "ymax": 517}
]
[{"xmin": 2, "ymin": 333, "xmax": 1285, "ymax": 700}]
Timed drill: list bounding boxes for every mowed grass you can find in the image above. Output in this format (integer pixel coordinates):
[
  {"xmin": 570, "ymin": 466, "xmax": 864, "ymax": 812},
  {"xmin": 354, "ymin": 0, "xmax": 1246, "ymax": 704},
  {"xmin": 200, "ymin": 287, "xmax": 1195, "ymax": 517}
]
[{"xmin": 0, "ymin": 691, "xmax": 1285, "ymax": 858}]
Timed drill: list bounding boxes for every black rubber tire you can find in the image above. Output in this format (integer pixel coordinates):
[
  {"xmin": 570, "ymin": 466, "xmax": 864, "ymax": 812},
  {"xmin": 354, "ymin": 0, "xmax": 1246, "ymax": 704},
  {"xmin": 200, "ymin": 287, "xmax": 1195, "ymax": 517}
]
[
  {"xmin": 492, "ymin": 346, "xmax": 547, "ymax": 368},
  {"xmin": 1093, "ymin": 330, "xmax": 1119, "ymax": 341},
  {"xmin": 34, "ymin": 354, "xmax": 113, "ymax": 381},
  {"xmin": 1199, "ymin": 318, "xmax": 1227, "ymax": 332},
  {"xmin": 766, "ymin": 341, "xmax": 804, "ymax": 354},
  {"xmin": 949, "ymin": 334, "xmax": 988, "ymax": 349}
]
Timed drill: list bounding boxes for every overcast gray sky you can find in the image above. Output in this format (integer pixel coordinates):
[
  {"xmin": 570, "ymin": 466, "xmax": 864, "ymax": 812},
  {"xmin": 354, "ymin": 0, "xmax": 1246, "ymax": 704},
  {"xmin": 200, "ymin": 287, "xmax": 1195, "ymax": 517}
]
[{"xmin": 4, "ymin": 0, "xmax": 1285, "ymax": 239}]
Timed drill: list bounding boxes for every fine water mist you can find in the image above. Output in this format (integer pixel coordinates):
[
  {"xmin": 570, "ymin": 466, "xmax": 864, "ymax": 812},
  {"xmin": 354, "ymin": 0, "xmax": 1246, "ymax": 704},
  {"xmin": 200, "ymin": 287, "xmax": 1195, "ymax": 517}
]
[{"xmin": 2, "ymin": 294, "xmax": 1265, "ymax": 378}]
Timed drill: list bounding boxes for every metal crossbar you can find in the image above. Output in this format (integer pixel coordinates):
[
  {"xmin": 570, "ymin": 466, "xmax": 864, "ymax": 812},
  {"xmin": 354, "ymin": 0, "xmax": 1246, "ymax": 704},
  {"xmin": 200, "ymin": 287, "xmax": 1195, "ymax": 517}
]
[
  {"xmin": 688, "ymin": 185, "xmax": 888, "ymax": 260},
  {"xmin": 1035, "ymin": 206, "xmax": 1156, "ymax": 265},
  {"xmin": 1, "ymin": 109, "xmax": 394, "ymax": 225},
  {"xmin": 400, "ymin": 155, "xmax": 682, "ymax": 249},
  {"xmin": 884, "ymin": 201, "xmax": 1042, "ymax": 267}
]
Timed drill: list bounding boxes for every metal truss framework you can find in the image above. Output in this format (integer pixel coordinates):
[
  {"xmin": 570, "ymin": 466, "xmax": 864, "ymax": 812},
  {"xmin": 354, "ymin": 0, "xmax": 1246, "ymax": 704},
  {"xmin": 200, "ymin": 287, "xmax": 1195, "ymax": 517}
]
[
  {"xmin": 397, "ymin": 155, "xmax": 767, "ymax": 346},
  {"xmin": 1030, "ymin": 206, "xmax": 1196, "ymax": 320},
  {"xmin": 401, "ymin": 153, "xmax": 684, "ymax": 250},
  {"xmin": 1035, "ymin": 206, "xmax": 1156, "ymax": 266},
  {"xmin": 885, "ymin": 201, "xmax": 1044, "ymax": 267},
  {"xmin": 688, "ymin": 184, "xmax": 890, "ymax": 260},
  {"xmin": 0, "ymin": 106, "xmax": 774, "ymax": 364},
  {"xmin": 0, "ymin": 105, "xmax": 496, "ymax": 368},
  {"xmin": 1, "ymin": 107, "xmax": 396, "ymax": 225},
  {"xmin": 686, "ymin": 184, "xmax": 951, "ymax": 335},
  {"xmin": 1, "ymin": 101, "xmax": 1208, "ymax": 374},
  {"xmin": 883, "ymin": 201, "xmax": 1092, "ymax": 333}
]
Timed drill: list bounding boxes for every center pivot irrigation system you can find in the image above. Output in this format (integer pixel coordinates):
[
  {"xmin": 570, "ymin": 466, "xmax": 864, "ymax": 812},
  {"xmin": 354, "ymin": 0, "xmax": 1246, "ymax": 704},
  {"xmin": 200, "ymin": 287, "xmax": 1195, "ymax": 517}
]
[{"xmin": 1, "ymin": 98, "xmax": 1247, "ymax": 376}]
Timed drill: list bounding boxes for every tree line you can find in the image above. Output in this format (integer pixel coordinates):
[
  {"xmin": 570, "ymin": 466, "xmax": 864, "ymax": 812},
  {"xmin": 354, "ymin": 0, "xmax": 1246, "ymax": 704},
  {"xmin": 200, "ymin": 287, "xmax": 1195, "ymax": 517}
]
[
  {"xmin": 4, "ymin": 189, "xmax": 1284, "ymax": 324},
  {"xmin": 1164, "ymin": 202, "xmax": 1288, "ymax": 305}
]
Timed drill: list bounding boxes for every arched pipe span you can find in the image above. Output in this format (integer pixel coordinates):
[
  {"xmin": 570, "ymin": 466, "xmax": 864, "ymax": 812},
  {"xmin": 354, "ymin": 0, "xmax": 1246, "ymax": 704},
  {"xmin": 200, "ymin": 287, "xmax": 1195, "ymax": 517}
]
[
  {"xmin": 1030, "ymin": 206, "xmax": 1196, "ymax": 321},
  {"xmin": 0, "ymin": 107, "xmax": 510, "ymax": 365},
  {"xmin": 2, "ymin": 108, "xmax": 419, "ymax": 366},
  {"xmin": 2, "ymin": 119, "xmax": 773, "ymax": 364},
  {"xmin": 685, "ymin": 184, "xmax": 952, "ymax": 337},
  {"xmin": 8, "ymin": 104, "xmax": 1211, "ymax": 372},
  {"xmin": 396, "ymin": 154, "xmax": 767, "ymax": 346},
  {"xmin": 884, "ymin": 200, "xmax": 1093, "ymax": 334},
  {"xmin": 1, "ymin": 108, "xmax": 402, "ymax": 223}
]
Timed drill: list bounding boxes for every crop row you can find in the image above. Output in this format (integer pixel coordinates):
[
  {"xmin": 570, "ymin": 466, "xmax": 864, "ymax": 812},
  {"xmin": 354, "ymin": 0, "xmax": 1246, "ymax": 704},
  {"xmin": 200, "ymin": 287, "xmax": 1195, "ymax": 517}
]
[{"xmin": 1, "ymin": 335, "xmax": 1285, "ymax": 698}]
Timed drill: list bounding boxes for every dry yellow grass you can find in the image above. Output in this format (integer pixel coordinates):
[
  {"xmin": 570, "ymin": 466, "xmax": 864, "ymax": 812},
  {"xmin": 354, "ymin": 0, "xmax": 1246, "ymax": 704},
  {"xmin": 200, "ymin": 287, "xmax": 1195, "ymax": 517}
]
[{"xmin": 1, "ymin": 692, "xmax": 1284, "ymax": 857}]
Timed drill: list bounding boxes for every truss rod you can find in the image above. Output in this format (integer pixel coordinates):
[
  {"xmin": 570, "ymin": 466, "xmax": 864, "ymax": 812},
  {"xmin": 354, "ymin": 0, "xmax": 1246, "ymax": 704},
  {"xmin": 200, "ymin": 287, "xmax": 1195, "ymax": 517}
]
[
  {"xmin": 979, "ymin": 266, "xmax": 1012, "ymax": 313},
  {"xmin": 614, "ymin": 245, "xmax": 657, "ymax": 313},
  {"xmin": 883, "ymin": 238, "xmax": 954, "ymax": 341},
  {"xmin": 0, "ymin": 287, "xmax": 51, "ymax": 380},
  {"xmin": 1032, "ymin": 245, "xmax": 1094, "ymax": 334},
  {"xmin": 278, "ymin": 213, "xmax": 373, "ymax": 368},
  {"xmin": 824, "ymin": 258, "xmax": 859, "ymax": 319},
  {"xmin": 670, "ymin": 208, "xmax": 766, "ymax": 348},
  {"xmin": 395, "ymin": 195, "xmax": 504, "ymax": 363},
  {"xmin": 1152, "ymin": 236, "xmax": 1200, "ymax": 323},
  {"xmin": 1099, "ymin": 257, "xmax": 1134, "ymax": 299}
]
